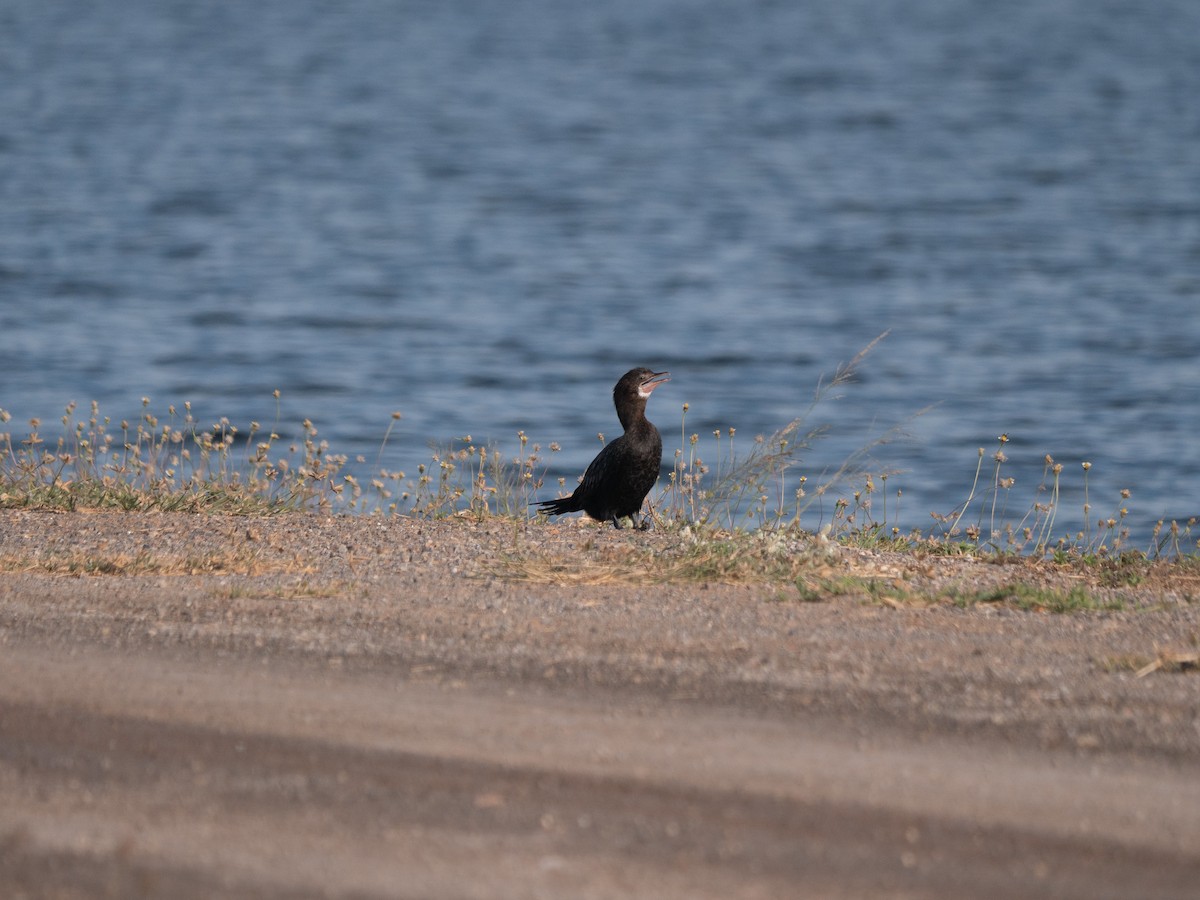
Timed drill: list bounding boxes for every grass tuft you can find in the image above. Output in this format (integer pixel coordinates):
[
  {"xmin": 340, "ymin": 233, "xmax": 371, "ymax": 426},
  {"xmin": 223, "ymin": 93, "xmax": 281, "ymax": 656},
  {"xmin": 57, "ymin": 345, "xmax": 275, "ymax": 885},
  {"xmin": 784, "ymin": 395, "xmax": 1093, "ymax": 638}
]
[
  {"xmin": 652, "ymin": 333, "xmax": 914, "ymax": 532},
  {"xmin": 0, "ymin": 397, "xmax": 344, "ymax": 515}
]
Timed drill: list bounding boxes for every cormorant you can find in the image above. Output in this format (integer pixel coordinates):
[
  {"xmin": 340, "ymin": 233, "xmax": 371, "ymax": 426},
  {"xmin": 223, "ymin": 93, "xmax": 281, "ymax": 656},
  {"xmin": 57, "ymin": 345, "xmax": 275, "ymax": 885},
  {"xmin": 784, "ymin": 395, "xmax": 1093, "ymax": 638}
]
[{"xmin": 535, "ymin": 368, "xmax": 670, "ymax": 529}]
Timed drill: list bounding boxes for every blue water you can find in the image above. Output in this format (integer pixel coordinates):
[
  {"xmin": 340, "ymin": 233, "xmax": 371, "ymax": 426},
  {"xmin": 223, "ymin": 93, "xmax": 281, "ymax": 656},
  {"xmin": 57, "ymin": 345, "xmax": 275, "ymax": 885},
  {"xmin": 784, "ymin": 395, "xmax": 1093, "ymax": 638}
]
[{"xmin": 2, "ymin": 0, "xmax": 1198, "ymax": 540}]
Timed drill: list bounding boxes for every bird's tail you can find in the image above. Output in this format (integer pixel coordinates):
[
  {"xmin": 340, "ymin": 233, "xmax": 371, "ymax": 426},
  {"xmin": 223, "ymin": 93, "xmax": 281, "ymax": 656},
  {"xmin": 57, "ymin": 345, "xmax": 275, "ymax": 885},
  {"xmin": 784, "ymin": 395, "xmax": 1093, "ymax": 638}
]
[{"xmin": 534, "ymin": 494, "xmax": 580, "ymax": 517}]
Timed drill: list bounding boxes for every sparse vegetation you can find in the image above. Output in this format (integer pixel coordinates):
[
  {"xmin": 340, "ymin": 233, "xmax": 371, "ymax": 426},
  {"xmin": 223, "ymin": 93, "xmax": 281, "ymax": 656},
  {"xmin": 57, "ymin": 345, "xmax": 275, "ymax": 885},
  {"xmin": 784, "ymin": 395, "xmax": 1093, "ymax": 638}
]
[
  {"xmin": 491, "ymin": 528, "xmax": 840, "ymax": 587},
  {"xmin": 653, "ymin": 333, "xmax": 912, "ymax": 533},
  {"xmin": 0, "ymin": 394, "xmax": 344, "ymax": 515}
]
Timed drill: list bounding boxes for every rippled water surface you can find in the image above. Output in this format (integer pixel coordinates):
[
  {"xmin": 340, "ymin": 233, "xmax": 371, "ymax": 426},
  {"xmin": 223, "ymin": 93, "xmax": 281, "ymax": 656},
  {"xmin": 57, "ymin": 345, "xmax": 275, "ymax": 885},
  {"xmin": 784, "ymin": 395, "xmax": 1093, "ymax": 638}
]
[{"xmin": 2, "ymin": 0, "xmax": 1198, "ymax": 538}]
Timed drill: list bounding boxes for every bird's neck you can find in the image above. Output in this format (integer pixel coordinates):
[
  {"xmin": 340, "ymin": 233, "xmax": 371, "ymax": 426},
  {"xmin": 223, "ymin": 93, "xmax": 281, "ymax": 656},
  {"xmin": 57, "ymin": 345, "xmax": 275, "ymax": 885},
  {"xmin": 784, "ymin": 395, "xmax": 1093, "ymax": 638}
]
[{"xmin": 617, "ymin": 400, "xmax": 651, "ymax": 433}]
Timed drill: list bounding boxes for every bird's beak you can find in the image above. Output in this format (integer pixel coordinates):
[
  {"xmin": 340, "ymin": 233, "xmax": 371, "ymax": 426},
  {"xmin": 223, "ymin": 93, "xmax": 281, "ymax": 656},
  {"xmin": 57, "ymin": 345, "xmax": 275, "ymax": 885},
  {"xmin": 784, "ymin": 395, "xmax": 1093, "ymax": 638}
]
[{"xmin": 640, "ymin": 371, "xmax": 670, "ymax": 394}]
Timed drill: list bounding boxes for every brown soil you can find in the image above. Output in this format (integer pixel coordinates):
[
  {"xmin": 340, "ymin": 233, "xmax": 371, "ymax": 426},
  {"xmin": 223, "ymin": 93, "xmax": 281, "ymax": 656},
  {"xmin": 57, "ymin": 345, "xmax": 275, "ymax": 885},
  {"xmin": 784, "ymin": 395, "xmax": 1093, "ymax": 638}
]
[{"xmin": 1, "ymin": 508, "xmax": 1198, "ymax": 899}]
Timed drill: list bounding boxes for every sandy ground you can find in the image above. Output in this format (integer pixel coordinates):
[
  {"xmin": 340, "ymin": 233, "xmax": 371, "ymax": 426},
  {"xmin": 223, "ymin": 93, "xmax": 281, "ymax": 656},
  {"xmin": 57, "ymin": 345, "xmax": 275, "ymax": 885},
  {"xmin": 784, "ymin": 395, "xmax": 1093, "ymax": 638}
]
[{"xmin": 1, "ymin": 508, "xmax": 1198, "ymax": 899}]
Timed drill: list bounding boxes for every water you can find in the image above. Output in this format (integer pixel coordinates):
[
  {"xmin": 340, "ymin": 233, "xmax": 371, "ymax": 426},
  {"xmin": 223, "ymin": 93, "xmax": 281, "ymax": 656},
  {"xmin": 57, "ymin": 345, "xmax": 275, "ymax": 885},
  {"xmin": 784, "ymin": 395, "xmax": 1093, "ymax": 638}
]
[{"xmin": 2, "ymin": 0, "xmax": 1198, "ymax": 541}]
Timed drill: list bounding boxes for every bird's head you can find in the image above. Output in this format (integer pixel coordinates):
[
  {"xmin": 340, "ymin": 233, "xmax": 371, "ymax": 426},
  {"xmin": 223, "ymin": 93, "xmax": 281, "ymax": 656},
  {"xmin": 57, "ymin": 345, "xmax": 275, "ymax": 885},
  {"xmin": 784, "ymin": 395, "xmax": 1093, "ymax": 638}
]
[{"xmin": 617, "ymin": 368, "xmax": 670, "ymax": 401}]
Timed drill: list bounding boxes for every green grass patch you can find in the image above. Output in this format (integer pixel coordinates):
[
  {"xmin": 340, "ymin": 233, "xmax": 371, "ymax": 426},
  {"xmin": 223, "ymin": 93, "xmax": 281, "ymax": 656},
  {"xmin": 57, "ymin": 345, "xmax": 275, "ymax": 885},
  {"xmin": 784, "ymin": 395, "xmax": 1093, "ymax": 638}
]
[
  {"xmin": 0, "ymin": 548, "xmax": 304, "ymax": 577},
  {"xmin": 492, "ymin": 529, "xmax": 837, "ymax": 586},
  {"xmin": 946, "ymin": 581, "xmax": 1125, "ymax": 613}
]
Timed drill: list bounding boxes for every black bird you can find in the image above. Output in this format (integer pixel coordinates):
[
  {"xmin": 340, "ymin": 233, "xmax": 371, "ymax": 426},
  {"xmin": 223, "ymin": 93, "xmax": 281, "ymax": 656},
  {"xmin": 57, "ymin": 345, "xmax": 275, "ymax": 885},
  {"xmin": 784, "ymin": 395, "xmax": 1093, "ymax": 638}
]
[{"xmin": 536, "ymin": 368, "xmax": 670, "ymax": 529}]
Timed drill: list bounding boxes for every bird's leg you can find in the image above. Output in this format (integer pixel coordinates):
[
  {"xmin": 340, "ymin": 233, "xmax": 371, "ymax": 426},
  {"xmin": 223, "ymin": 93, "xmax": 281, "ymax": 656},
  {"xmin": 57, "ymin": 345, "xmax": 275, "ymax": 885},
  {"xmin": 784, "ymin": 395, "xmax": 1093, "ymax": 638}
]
[
  {"xmin": 609, "ymin": 515, "xmax": 623, "ymax": 530},
  {"xmin": 634, "ymin": 515, "xmax": 651, "ymax": 531}
]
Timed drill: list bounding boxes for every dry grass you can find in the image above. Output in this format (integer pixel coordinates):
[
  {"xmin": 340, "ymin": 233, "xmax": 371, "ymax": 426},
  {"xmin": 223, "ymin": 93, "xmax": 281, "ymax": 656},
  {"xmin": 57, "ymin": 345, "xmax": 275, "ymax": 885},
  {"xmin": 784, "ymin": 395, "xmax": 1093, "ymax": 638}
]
[
  {"xmin": 1134, "ymin": 649, "xmax": 1200, "ymax": 677},
  {"xmin": 1105, "ymin": 645, "xmax": 1200, "ymax": 677},
  {"xmin": 1133, "ymin": 643, "xmax": 1200, "ymax": 678},
  {"xmin": 0, "ymin": 396, "xmax": 346, "ymax": 515},
  {"xmin": 926, "ymin": 436, "xmax": 1199, "ymax": 561},
  {"xmin": 651, "ymin": 333, "xmax": 911, "ymax": 532}
]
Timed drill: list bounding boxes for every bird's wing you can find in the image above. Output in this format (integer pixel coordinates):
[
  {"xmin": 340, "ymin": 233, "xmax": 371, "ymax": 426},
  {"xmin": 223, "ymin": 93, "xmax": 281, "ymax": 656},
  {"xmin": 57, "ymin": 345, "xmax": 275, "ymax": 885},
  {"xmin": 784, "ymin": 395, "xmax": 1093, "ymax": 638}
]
[{"xmin": 576, "ymin": 435, "xmax": 628, "ymax": 495}]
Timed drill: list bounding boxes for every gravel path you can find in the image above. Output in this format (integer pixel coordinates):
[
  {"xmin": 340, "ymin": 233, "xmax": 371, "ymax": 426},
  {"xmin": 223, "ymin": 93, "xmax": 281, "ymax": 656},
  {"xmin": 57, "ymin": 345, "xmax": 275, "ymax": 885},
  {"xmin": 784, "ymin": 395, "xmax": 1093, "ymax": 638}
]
[{"xmin": 1, "ymin": 509, "xmax": 1198, "ymax": 898}]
